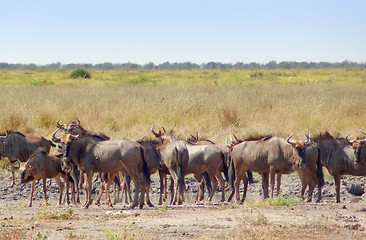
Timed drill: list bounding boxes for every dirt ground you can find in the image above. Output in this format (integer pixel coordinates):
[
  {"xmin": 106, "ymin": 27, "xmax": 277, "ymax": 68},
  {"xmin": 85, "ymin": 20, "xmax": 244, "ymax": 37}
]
[{"xmin": 1, "ymin": 172, "xmax": 366, "ymax": 239}]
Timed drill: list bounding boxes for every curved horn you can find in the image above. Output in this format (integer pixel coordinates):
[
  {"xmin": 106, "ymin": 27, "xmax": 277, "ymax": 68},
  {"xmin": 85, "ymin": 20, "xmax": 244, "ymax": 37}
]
[
  {"xmin": 52, "ymin": 128, "xmax": 62, "ymax": 143},
  {"xmin": 190, "ymin": 134, "xmax": 197, "ymax": 141},
  {"xmin": 233, "ymin": 134, "xmax": 240, "ymax": 143},
  {"xmin": 229, "ymin": 135, "xmax": 234, "ymax": 144},
  {"xmin": 303, "ymin": 132, "xmax": 312, "ymax": 145},
  {"xmin": 360, "ymin": 132, "xmax": 366, "ymax": 143},
  {"xmin": 0, "ymin": 131, "xmax": 8, "ymax": 139},
  {"xmin": 151, "ymin": 126, "xmax": 159, "ymax": 137},
  {"xmin": 345, "ymin": 132, "xmax": 354, "ymax": 144},
  {"xmin": 162, "ymin": 126, "xmax": 166, "ymax": 133},
  {"xmin": 57, "ymin": 119, "xmax": 66, "ymax": 128},
  {"xmin": 286, "ymin": 134, "xmax": 295, "ymax": 145},
  {"xmin": 70, "ymin": 117, "xmax": 80, "ymax": 127},
  {"xmin": 70, "ymin": 134, "xmax": 79, "ymax": 140}
]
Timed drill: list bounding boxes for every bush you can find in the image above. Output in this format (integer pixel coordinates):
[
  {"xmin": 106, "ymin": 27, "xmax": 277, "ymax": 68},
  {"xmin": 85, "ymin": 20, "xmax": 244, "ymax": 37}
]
[{"xmin": 70, "ymin": 69, "xmax": 91, "ymax": 79}]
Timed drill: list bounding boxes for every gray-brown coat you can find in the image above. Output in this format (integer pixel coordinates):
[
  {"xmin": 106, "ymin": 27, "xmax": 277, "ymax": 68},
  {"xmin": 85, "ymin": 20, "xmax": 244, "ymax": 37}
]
[
  {"xmin": 20, "ymin": 147, "xmax": 70, "ymax": 207},
  {"xmin": 0, "ymin": 131, "xmax": 53, "ymax": 187}
]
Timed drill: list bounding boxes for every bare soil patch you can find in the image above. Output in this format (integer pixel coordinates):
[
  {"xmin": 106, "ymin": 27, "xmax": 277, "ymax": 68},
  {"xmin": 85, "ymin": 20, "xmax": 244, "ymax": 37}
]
[{"xmin": 1, "ymin": 172, "xmax": 366, "ymax": 239}]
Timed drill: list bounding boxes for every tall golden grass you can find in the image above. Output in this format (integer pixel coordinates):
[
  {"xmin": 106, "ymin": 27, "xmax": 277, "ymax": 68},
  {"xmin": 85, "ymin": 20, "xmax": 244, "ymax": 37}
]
[{"xmin": 0, "ymin": 68, "xmax": 365, "ymax": 143}]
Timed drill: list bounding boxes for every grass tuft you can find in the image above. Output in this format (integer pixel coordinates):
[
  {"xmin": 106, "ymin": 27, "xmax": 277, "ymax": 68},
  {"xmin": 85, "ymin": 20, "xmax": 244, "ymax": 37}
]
[{"xmin": 37, "ymin": 207, "xmax": 74, "ymax": 220}]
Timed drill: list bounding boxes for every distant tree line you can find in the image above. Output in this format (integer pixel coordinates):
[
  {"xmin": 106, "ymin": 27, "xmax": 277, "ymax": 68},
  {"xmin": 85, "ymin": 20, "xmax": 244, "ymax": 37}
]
[{"xmin": 0, "ymin": 60, "xmax": 365, "ymax": 70}]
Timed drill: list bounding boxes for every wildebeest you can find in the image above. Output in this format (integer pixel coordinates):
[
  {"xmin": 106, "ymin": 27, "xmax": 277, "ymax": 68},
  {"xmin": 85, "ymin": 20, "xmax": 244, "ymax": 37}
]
[
  {"xmin": 347, "ymin": 132, "xmax": 366, "ymax": 164},
  {"xmin": 0, "ymin": 130, "xmax": 54, "ymax": 187},
  {"xmin": 52, "ymin": 128, "xmax": 151, "ymax": 209},
  {"xmin": 20, "ymin": 147, "xmax": 71, "ymax": 207},
  {"xmin": 314, "ymin": 132, "xmax": 366, "ymax": 203},
  {"xmin": 186, "ymin": 134, "xmax": 253, "ymax": 201},
  {"xmin": 183, "ymin": 135, "xmax": 228, "ymax": 202},
  {"xmin": 286, "ymin": 133, "xmax": 324, "ymax": 202},
  {"xmin": 151, "ymin": 126, "xmax": 189, "ymax": 205},
  {"xmin": 55, "ymin": 118, "xmax": 110, "ymax": 204},
  {"xmin": 228, "ymin": 135, "xmax": 320, "ymax": 203},
  {"xmin": 97, "ymin": 138, "xmax": 162, "ymax": 207}
]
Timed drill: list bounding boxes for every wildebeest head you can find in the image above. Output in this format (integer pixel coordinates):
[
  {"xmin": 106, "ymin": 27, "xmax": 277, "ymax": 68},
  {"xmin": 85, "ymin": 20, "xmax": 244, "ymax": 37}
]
[
  {"xmin": 52, "ymin": 128, "xmax": 79, "ymax": 173},
  {"xmin": 346, "ymin": 132, "xmax": 366, "ymax": 164},
  {"xmin": 0, "ymin": 131, "xmax": 10, "ymax": 146},
  {"xmin": 57, "ymin": 118, "xmax": 110, "ymax": 140},
  {"xmin": 151, "ymin": 126, "xmax": 177, "ymax": 142},
  {"xmin": 286, "ymin": 133, "xmax": 314, "ymax": 166},
  {"xmin": 20, "ymin": 147, "xmax": 47, "ymax": 183},
  {"xmin": 57, "ymin": 118, "xmax": 82, "ymax": 135}
]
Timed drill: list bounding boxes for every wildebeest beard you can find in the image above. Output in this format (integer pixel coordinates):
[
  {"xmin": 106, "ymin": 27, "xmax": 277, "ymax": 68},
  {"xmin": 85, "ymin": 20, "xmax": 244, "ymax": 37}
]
[
  {"xmin": 356, "ymin": 146, "xmax": 362, "ymax": 164},
  {"xmin": 296, "ymin": 147, "xmax": 307, "ymax": 165}
]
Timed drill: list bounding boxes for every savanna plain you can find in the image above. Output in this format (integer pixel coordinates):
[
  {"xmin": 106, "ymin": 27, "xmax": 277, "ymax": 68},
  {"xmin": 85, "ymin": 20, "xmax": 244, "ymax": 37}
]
[{"xmin": 1, "ymin": 68, "xmax": 366, "ymax": 239}]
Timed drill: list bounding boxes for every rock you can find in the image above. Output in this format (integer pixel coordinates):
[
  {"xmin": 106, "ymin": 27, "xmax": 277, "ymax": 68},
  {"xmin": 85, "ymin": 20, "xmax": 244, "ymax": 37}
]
[{"xmin": 347, "ymin": 184, "xmax": 365, "ymax": 196}]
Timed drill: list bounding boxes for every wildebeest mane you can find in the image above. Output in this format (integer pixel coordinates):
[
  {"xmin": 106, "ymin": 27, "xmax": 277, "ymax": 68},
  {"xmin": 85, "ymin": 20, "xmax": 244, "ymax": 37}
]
[
  {"xmin": 313, "ymin": 131, "xmax": 334, "ymax": 141},
  {"xmin": 0, "ymin": 130, "xmax": 25, "ymax": 137}
]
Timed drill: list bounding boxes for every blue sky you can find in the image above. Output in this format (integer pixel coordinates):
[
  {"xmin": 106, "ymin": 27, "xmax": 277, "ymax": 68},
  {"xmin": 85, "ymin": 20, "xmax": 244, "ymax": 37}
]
[{"xmin": 1, "ymin": 0, "xmax": 365, "ymax": 64}]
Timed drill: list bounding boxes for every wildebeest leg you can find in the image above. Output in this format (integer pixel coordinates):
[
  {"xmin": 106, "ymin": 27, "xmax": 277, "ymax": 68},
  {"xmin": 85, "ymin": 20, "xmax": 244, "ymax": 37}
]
[
  {"xmin": 307, "ymin": 182, "xmax": 315, "ymax": 202},
  {"xmin": 127, "ymin": 172, "xmax": 141, "ymax": 209},
  {"xmin": 125, "ymin": 175, "xmax": 132, "ymax": 203},
  {"xmin": 193, "ymin": 174, "xmax": 204, "ymax": 202},
  {"xmin": 197, "ymin": 181, "xmax": 205, "ymax": 202},
  {"xmin": 276, "ymin": 173, "xmax": 281, "ymax": 197},
  {"xmin": 207, "ymin": 172, "xmax": 218, "ymax": 202},
  {"xmin": 234, "ymin": 166, "xmax": 247, "ymax": 203},
  {"xmin": 54, "ymin": 175, "xmax": 66, "ymax": 205},
  {"xmin": 29, "ymin": 180, "xmax": 36, "ymax": 207},
  {"xmin": 83, "ymin": 171, "xmax": 94, "ymax": 209},
  {"xmin": 269, "ymin": 169, "xmax": 276, "ymax": 198},
  {"xmin": 42, "ymin": 178, "xmax": 49, "ymax": 205},
  {"xmin": 158, "ymin": 171, "xmax": 166, "ymax": 205},
  {"xmin": 169, "ymin": 176, "xmax": 174, "ymax": 205},
  {"xmin": 10, "ymin": 161, "xmax": 16, "ymax": 187},
  {"xmin": 241, "ymin": 175, "xmax": 249, "ymax": 203},
  {"xmin": 262, "ymin": 172, "xmax": 270, "ymax": 199},
  {"xmin": 215, "ymin": 171, "xmax": 226, "ymax": 202},
  {"xmin": 78, "ymin": 172, "xmax": 84, "ymax": 203},
  {"xmin": 95, "ymin": 178, "xmax": 105, "ymax": 206},
  {"xmin": 169, "ymin": 169, "xmax": 179, "ymax": 205},
  {"xmin": 316, "ymin": 183, "xmax": 323, "ymax": 203},
  {"xmin": 241, "ymin": 175, "xmax": 248, "ymax": 202},
  {"xmin": 105, "ymin": 172, "xmax": 118, "ymax": 208},
  {"xmin": 144, "ymin": 186, "xmax": 154, "ymax": 207},
  {"xmin": 70, "ymin": 180, "xmax": 76, "ymax": 204},
  {"xmin": 334, "ymin": 174, "xmax": 341, "ymax": 203}
]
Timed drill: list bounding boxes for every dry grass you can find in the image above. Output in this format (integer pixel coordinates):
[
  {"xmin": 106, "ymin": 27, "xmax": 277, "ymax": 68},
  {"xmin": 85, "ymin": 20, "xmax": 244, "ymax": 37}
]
[{"xmin": 0, "ymin": 69, "xmax": 366, "ymax": 143}]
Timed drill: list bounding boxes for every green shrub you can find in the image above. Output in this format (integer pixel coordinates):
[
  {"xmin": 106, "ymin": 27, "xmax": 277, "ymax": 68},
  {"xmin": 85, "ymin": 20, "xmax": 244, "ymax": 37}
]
[{"xmin": 70, "ymin": 69, "xmax": 91, "ymax": 79}]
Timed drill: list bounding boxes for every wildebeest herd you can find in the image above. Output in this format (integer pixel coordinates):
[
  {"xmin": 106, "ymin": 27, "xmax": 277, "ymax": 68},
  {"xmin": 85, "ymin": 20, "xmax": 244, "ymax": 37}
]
[{"xmin": 1, "ymin": 119, "xmax": 366, "ymax": 209}]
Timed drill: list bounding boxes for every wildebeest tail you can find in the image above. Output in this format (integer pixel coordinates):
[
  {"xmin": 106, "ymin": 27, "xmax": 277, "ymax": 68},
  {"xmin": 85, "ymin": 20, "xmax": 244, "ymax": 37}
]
[
  {"xmin": 316, "ymin": 147, "xmax": 325, "ymax": 187},
  {"xmin": 101, "ymin": 173, "xmax": 108, "ymax": 182},
  {"xmin": 140, "ymin": 146, "xmax": 151, "ymax": 185},
  {"xmin": 175, "ymin": 147, "xmax": 185, "ymax": 192},
  {"xmin": 203, "ymin": 172, "xmax": 212, "ymax": 194},
  {"xmin": 247, "ymin": 170, "xmax": 254, "ymax": 184},
  {"xmin": 221, "ymin": 151, "xmax": 229, "ymax": 182},
  {"xmin": 228, "ymin": 155, "xmax": 235, "ymax": 190},
  {"xmin": 113, "ymin": 175, "xmax": 121, "ymax": 188}
]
